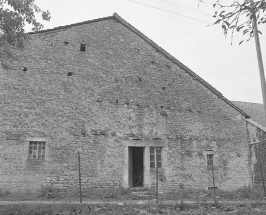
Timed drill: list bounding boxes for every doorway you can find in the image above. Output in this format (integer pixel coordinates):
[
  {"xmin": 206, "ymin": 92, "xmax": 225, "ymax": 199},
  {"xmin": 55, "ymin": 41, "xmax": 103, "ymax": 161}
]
[{"xmin": 128, "ymin": 147, "xmax": 144, "ymax": 187}]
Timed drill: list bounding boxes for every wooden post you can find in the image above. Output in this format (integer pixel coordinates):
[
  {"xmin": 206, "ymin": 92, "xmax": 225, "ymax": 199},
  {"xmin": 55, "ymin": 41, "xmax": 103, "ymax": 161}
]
[
  {"xmin": 249, "ymin": 0, "xmax": 266, "ymax": 122},
  {"xmin": 211, "ymin": 158, "xmax": 216, "ymax": 196},
  {"xmin": 78, "ymin": 151, "xmax": 82, "ymax": 204},
  {"xmin": 260, "ymin": 164, "xmax": 266, "ymax": 196},
  {"xmin": 156, "ymin": 158, "xmax": 158, "ymax": 203}
]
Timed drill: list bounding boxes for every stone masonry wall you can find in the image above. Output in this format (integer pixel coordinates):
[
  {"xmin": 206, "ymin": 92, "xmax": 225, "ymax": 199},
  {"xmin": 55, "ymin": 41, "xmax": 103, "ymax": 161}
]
[{"xmin": 0, "ymin": 17, "xmax": 251, "ymax": 194}]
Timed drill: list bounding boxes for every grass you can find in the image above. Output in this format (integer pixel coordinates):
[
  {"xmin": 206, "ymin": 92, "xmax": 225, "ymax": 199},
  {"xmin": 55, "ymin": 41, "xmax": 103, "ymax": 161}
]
[
  {"xmin": 163, "ymin": 185, "xmax": 266, "ymax": 201},
  {"xmin": 1, "ymin": 184, "xmax": 265, "ymax": 202},
  {"xmin": 1, "ymin": 185, "xmax": 266, "ymax": 214},
  {"xmin": 2, "ymin": 202, "xmax": 266, "ymax": 215}
]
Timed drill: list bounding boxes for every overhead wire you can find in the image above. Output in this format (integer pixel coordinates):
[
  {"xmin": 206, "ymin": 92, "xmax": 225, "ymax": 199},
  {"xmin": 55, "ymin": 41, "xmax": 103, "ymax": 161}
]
[
  {"xmin": 128, "ymin": 0, "xmax": 212, "ymax": 24},
  {"xmin": 156, "ymin": 0, "xmax": 213, "ymax": 16},
  {"xmin": 128, "ymin": 0, "xmax": 265, "ymax": 77},
  {"xmin": 183, "ymin": 27, "xmax": 221, "ymax": 61}
]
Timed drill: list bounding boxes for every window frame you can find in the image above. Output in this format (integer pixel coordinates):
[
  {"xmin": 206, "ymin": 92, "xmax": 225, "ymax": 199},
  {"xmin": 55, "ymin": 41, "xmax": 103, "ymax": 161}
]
[
  {"xmin": 28, "ymin": 141, "xmax": 46, "ymax": 160},
  {"xmin": 207, "ymin": 154, "xmax": 214, "ymax": 168},
  {"xmin": 150, "ymin": 147, "xmax": 162, "ymax": 169}
]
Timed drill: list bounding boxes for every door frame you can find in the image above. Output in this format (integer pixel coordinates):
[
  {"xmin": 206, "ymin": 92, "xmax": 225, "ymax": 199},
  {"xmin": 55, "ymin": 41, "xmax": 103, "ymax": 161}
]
[
  {"xmin": 128, "ymin": 146, "xmax": 145, "ymax": 187},
  {"xmin": 122, "ymin": 139, "xmax": 166, "ymax": 188}
]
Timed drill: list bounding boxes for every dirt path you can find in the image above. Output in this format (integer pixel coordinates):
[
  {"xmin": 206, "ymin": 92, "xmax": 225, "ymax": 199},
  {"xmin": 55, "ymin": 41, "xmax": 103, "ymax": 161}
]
[{"xmin": 0, "ymin": 199, "xmax": 265, "ymax": 205}]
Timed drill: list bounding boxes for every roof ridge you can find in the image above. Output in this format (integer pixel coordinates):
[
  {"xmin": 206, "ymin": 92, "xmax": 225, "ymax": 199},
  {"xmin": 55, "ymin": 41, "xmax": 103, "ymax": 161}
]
[{"xmin": 28, "ymin": 15, "xmax": 115, "ymax": 35}]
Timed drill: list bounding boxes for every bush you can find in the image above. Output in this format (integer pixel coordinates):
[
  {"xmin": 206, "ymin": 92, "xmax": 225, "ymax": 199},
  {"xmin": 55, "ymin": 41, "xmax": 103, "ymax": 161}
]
[{"xmin": 38, "ymin": 184, "xmax": 58, "ymax": 199}]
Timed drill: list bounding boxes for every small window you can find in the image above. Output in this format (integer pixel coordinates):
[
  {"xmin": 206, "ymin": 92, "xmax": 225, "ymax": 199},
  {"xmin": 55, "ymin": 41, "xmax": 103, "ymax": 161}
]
[
  {"xmin": 207, "ymin": 154, "xmax": 214, "ymax": 168},
  {"xmin": 150, "ymin": 147, "xmax": 162, "ymax": 168},
  {"xmin": 28, "ymin": 141, "xmax": 46, "ymax": 160},
  {"xmin": 80, "ymin": 41, "xmax": 86, "ymax": 52}
]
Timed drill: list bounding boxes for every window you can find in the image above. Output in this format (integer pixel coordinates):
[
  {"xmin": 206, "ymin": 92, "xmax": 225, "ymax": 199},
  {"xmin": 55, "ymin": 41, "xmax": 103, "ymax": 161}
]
[
  {"xmin": 150, "ymin": 147, "xmax": 162, "ymax": 168},
  {"xmin": 80, "ymin": 41, "xmax": 86, "ymax": 52},
  {"xmin": 28, "ymin": 141, "xmax": 46, "ymax": 160},
  {"xmin": 207, "ymin": 154, "xmax": 214, "ymax": 168}
]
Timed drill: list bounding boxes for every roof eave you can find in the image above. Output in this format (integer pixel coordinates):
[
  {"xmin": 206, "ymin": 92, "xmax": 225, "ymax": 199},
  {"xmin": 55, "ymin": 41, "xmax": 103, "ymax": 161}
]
[{"xmin": 247, "ymin": 118, "xmax": 266, "ymax": 132}]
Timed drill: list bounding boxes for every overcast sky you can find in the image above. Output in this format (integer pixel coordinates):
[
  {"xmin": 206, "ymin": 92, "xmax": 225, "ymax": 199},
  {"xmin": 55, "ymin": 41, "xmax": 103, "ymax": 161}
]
[{"xmin": 33, "ymin": 0, "xmax": 266, "ymax": 103}]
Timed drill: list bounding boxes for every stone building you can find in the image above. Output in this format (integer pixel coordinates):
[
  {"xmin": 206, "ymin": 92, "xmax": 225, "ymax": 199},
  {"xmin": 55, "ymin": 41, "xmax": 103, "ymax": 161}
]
[{"xmin": 0, "ymin": 13, "xmax": 263, "ymax": 194}]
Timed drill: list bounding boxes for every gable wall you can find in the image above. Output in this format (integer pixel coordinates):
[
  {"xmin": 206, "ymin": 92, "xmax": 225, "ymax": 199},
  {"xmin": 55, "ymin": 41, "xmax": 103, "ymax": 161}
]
[{"xmin": 0, "ymin": 18, "xmax": 251, "ymax": 194}]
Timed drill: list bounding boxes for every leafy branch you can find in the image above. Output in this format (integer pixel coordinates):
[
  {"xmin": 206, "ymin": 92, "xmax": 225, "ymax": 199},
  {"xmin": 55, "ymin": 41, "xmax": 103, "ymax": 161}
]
[
  {"xmin": 0, "ymin": 0, "xmax": 51, "ymax": 69},
  {"xmin": 211, "ymin": 0, "xmax": 266, "ymax": 44}
]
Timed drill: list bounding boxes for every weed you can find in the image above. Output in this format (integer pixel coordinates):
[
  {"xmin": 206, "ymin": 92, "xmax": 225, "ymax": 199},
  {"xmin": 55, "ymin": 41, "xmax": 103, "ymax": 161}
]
[
  {"xmin": 38, "ymin": 184, "xmax": 58, "ymax": 199},
  {"xmin": 163, "ymin": 186, "xmax": 264, "ymax": 201}
]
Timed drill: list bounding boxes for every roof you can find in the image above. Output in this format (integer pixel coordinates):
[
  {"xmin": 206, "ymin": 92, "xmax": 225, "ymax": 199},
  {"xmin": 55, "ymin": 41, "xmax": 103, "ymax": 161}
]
[
  {"xmin": 232, "ymin": 101, "xmax": 266, "ymax": 127},
  {"xmin": 29, "ymin": 13, "xmax": 250, "ymax": 118},
  {"xmin": 246, "ymin": 119, "xmax": 266, "ymax": 132}
]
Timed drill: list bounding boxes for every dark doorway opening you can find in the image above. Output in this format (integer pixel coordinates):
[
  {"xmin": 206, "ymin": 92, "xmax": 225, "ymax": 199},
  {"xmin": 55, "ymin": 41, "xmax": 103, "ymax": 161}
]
[{"xmin": 128, "ymin": 147, "xmax": 144, "ymax": 187}]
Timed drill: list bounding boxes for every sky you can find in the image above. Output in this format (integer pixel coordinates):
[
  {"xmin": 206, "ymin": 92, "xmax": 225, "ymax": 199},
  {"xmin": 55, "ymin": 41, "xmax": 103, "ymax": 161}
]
[{"xmin": 32, "ymin": 0, "xmax": 266, "ymax": 103}]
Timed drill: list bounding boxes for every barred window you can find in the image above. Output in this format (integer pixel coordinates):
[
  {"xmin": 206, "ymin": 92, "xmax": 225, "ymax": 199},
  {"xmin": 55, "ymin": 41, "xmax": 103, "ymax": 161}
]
[
  {"xmin": 207, "ymin": 154, "xmax": 214, "ymax": 167},
  {"xmin": 150, "ymin": 147, "xmax": 162, "ymax": 168},
  {"xmin": 29, "ymin": 141, "xmax": 46, "ymax": 160}
]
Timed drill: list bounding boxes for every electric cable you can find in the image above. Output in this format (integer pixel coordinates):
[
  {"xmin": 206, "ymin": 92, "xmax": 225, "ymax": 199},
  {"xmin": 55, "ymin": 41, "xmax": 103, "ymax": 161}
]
[
  {"xmin": 128, "ymin": 0, "xmax": 212, "ymax": 24},
  {"xmin": 156, "ymin": 0, "xmax": 213, "ymax": 16}
]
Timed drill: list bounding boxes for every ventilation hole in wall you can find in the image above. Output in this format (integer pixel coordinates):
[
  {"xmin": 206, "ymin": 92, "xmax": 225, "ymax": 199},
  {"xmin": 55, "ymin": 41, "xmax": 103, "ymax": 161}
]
[
  {"xmin": 166, "ymin": 64, "xmax": 171, "ymax": 69},
  {"xmin": 67, "ymin": 71, "xmax": 73, "ymax": 76},
  {"xmin": 162, "ymin": 87, "xmax": 166, "ymax": 90},
  {"xmin": 64, "ymin": 41, "xmax": 69, "ymax": 45},
  {"xmin": 116, "ymin": 99, "xmax": 119, "ymax": 104},
  {"xmin": 22, "ymin": 67, "xmax": 27, "ymax": 72},
  {"xmin": 160, "ymin": 106, "xmax": 164, "ymax": 109},
  {"xmin": 80, "ymin": 41, "xmax": 86, "ymax": 52},
  {"xmin": 134, "ymin": 48, "xmax": 140, "ymax": 53}
]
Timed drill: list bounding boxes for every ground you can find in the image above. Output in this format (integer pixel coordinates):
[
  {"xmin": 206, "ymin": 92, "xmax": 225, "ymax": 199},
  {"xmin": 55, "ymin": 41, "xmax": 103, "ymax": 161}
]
[
  {"xmin": 1, "ymin": 200, "xmax": 266, "ymax": 215},
  {"xmin": 1, "ymin": 186, "xmax": 266, "ymax": 214}
]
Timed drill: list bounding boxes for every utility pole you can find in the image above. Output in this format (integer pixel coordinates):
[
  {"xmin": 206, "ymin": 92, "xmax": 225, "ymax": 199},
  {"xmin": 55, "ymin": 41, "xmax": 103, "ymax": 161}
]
[{"xmin": 249, "ymin": 0, "xmax": 266, "ymax": 122}]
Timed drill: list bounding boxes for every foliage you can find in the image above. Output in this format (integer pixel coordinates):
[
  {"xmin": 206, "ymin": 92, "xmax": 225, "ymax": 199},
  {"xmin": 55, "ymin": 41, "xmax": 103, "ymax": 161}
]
[
  {"xmin": 0, "ymin": 0, "xmax": 51, "ymax": 68},
  {"xmin": 38, "ymin": 184, "xmax": 58, "ymax": 199},
  {"xmin": 207, "ymin": 0, "xmax": 266, "ymax": 44},
  {"xmin": 0, "ymin": 187, "xmax": 11, "ymax": 198},
  {"xmin": 252, "ymin": 132, "xmax": 266, "ymax": 183}
]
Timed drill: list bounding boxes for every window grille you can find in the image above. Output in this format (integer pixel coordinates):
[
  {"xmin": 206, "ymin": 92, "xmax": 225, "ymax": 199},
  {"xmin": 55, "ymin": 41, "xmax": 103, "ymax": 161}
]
[
  {"xmin": 29, "ymin": 141, "xmax": 46, "ymax": 160},
  {"xmin": 150, "ymin": 147, "xmax": 162, "ymax": 168},
  {"xmin": 207, "ymin": 154, "xmax": 214, "ymax": 167}
]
